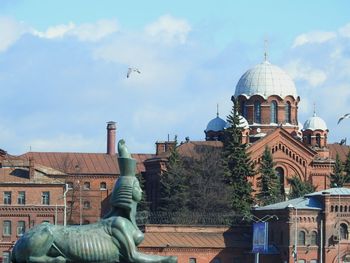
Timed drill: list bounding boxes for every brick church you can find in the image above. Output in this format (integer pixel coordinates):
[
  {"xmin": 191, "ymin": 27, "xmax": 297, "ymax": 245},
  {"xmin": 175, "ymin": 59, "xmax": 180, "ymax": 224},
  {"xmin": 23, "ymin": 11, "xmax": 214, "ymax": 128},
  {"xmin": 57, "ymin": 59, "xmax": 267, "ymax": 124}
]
[
  {"xmin": 203, "ymin": 58, "xmax": 337, "ymax": 195},
  {"xmin": 1, "ymin": 57, "xmax": 350, "ymax": 262}
]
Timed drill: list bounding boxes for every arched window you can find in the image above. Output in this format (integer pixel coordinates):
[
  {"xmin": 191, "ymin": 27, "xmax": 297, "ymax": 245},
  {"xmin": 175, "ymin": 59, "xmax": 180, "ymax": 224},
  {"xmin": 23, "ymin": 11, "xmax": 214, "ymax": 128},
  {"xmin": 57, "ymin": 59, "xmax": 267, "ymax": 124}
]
[
  {"xmin": 83, "ymin": 182, "xmax": 90, "ymax": 190},
  {"xmin": 270, "ymin": 101, "xmax": 278, "ymax": 123},
  {"xmin": 240, "ymin": 101, "xmax": 247, "ymax": 118},
  {"xmin": 340, "ymin": 223, "xmax": 348, "ymax": 240},
  {"xmin": 285, "ymin": 102, "xmax": 291, "ymax": 123},
  {"xmin": 254, "ymin": 101, "xmax": 261, "ymax": 123},
  {"xmin": 307, "ymin": 134, "xmax": 312, "ymax": 145},
  {"xmin": 310, "ymin": 231, "xmax": 318, "ymax": 245},
  {"xmin": 316, "ymin": 134, "xmax": 321, "ymax": 147},
  {"xmin": 100, "ymin": 182, "xmax": 107, "ymax": 190},
  {"xmin": 298, "ymin": 231, "xmax": 306, "ymax": 245}
]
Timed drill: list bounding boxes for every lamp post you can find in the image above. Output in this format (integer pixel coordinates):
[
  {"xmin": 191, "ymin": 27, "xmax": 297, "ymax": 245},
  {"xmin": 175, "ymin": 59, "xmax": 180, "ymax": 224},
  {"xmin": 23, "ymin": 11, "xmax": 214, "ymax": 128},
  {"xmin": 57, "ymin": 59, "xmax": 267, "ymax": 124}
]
[
  {"xmin": 287, "ymin": 203, "xmax": 298, "ymax": 263},
  {"xmin": 63, "ymin": 183, "xmax": 69, "ymax": 226}
]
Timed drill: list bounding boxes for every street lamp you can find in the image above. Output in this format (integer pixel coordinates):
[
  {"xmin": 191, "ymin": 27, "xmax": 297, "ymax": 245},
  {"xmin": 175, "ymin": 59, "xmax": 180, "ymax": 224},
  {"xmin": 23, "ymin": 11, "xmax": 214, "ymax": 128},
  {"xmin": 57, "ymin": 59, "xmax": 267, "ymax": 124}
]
[
  {"xmin": 63, "ymin": 183, "xmax": 69, "ymax": 226},
  {"xmin": 288, "ymin": 203, "xmax": 298, "ymax": 263}
]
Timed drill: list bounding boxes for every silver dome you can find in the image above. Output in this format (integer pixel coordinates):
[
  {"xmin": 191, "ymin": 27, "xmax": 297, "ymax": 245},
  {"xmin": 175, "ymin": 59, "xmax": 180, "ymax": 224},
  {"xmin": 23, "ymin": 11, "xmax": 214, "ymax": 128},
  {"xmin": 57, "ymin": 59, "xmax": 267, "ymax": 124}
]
[
  {"xmin": 303, "ymin": 113, "xmax": 328, "ymax": 131},
  {"xmin": 234, "ymin": 61, "xmax": 297, "ymax": 99}
]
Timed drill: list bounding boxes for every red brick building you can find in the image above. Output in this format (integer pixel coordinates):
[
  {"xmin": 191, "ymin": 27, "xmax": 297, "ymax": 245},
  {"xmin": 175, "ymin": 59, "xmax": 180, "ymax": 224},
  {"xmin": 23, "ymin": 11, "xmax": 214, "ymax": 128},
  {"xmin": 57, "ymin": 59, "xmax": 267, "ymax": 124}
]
[
  {"xmin": 253, "ymin": 187, "xmax": 350, "ymax": 263},
  {"xmin": 0, "ymin": 153, "xmax": 65, "ymax": 262}
]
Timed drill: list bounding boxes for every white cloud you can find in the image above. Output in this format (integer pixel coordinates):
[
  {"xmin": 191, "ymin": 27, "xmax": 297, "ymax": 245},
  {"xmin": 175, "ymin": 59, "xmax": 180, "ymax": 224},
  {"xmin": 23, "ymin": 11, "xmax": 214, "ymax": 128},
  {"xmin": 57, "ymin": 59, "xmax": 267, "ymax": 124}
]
[
  {"xmin": 145, "ymin": 14, "xmax": 191, "ymax": 44},
  {"xmin": 0, "ymin": 16, "xmax": 28, "ymax": 52},
  {"xmin": 32, "ymin": 19, "xmax": 119, "ymax": 42},
  {"xmin": 292, "ymin": 31, "xmax": 336, "ymax": 48},
  {"xmin": 32, "ymin": 22, "xmax": 75, "ymax": 39},
  {"xmin": 285, "ymin": 60, "xmax": 327, "ymax": 87},
  {"xmin": 339, "ymin": 23, "xmax": 350, "ymax": 38}
]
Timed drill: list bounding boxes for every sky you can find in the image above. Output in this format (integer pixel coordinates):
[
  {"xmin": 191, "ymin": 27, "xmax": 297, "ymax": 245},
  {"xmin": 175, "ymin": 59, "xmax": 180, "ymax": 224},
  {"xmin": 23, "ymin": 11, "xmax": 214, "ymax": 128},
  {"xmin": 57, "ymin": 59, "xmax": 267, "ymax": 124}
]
[{"xmin": 0, "ymin": 0, "xmax": 350, "ymax": 154}]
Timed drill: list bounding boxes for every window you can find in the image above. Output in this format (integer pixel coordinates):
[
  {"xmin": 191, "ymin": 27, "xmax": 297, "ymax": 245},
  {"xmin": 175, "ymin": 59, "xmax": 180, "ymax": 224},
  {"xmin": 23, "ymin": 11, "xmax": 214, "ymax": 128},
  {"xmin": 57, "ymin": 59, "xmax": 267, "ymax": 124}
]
[
  {"xmin": 83, "ymin": 182, "xmax": 90, "ymax": 190},
  {"xmin": 285, "ymin": 102, "xmax": 291, "ymax": 123},
  {"xmin": 310, "ymin": 260, "xmax": 318, "ymax": 263},
  {"xmin": 240, "ymin": 101, "xmax": 247, "ymax": 118},
  {"xmin": 254, "ymin": 101, "xmax": 261, "ymax": 123},
  {"xmin": 18, "ymin": 191, "xmax": 25, "ymax": 205},
  {"xmin": 189, "ymin": 258, "xmax": 196, "ymax": 263},
  {"xmin": 213, "ymin": 258, "xmax": 221, "ymax": 263},
  {"xmin": 298, "ymin": 231, "xmax": 305, "ymax": 245},
  {"xmin": 42, "ymin": 192, "xmax": 50, "ymax": 205},
  {"xmin": 67, "ymin": 182, "xmax": 73, "ymax": 189},
  {"xmin": 307, "ymin": 134, "xmax": 312, "ymax": 145},
  {"xmin": 3, "ymin": 220, "xmax": 11, "ymax": 236},
  {"xmin": 298, "ymin": 260, "xmax": 306, "ymax": 263},
  {"xmin": 270, "ymin": 100, "xmax": 278, "ymax": 123},
  {"xmin": 100, "ymin": 182, "xmax": 107, "ymax": 190},
  {"xmin": 83, "ymin": 201, "xmax": 91, "ymax": 209},
  {"xmin": 17, "ymin": 221, "xmax": 25, "ymax": 236},
  {"xmin": 3, "ymin": 191, "xmax": 11, "ymax": 204},
  {"xmin": 316, "ymin": 134, "xmax": 321, "ymax": 147},
  {"xmin": 310, "ymin": 231, "xmax": 318, "ymax": 245},
  {"xmin": 340, "ymin": 223, "xmax": 349, "ymax": 240},
  {"xmin": 2, "ymin": 252, "xmax": 10, "ymax": 263}
]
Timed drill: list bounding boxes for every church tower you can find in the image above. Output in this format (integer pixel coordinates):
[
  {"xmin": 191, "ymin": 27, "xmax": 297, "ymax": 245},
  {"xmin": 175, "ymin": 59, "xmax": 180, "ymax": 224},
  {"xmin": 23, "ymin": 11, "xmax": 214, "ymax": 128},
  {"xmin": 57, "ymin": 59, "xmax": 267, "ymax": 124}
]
[{"xmin": 233, "ymin": 59, "xmax": 300, "ymax": 141}]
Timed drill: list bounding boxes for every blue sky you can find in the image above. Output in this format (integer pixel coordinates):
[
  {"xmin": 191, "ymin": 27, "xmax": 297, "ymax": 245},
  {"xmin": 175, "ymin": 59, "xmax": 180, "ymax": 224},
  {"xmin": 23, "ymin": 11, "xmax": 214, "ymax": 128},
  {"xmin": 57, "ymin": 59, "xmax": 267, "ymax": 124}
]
[{"xmin": 0, "ymin": 1, "xmax": 350, "ymax": 154}]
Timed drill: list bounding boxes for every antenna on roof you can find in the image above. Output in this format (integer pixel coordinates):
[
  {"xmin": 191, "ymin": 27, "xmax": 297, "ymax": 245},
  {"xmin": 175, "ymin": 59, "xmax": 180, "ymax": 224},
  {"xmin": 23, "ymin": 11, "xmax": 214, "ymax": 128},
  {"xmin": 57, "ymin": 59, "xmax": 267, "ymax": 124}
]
[
  {"xmin": 167, "ymin": 134, "xmax": 170, "ymax": 142},
  {"xmin": 264, "ymin": 37, "xmax": 269, "ymax": 62},
  {"xmin": 217, "ymin": 103, "xmax": 219, "ymax": 117}
]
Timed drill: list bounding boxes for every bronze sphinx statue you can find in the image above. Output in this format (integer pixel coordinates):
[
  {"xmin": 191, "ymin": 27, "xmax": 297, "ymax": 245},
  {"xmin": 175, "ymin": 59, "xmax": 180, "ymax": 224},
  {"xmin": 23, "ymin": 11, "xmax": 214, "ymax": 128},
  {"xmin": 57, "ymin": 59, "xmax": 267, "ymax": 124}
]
[{"xmin": 11, "ymin": 140, "xmax": 177, "ymax": 263}]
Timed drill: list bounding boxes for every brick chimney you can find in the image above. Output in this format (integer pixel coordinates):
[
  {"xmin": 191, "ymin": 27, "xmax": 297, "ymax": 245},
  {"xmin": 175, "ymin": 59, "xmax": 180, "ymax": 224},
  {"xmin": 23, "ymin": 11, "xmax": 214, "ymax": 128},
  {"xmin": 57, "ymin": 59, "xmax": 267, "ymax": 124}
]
[{"xmin": 106, "ymin": 121, "xmax": 116, "ymax": 155}]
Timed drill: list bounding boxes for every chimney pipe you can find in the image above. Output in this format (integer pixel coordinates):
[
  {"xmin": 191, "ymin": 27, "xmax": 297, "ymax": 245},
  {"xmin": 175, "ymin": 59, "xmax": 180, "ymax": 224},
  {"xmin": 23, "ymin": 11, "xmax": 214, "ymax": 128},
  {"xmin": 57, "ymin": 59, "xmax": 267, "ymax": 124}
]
[{"xmin": 107, "ymin": 121, "xmax": 116, "ymax": 155}]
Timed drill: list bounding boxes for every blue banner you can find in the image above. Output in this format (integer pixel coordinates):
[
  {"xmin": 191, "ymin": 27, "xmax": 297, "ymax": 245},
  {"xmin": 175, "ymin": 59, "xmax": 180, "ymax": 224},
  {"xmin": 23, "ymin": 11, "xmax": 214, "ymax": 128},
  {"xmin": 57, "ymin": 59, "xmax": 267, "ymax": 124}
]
[{"xmin": 252, "ymin": 222, "xmax": 268, "ymax": 253}]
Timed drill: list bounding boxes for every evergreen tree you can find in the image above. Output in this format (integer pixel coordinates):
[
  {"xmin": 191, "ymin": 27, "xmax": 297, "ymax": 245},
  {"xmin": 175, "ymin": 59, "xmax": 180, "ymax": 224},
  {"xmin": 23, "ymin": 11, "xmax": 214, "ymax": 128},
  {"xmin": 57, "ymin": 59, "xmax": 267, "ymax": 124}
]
[
  {"xmin": 222, "ymin": 98, "xmax": 255, "ymax": 216},
  {"xmin": 288, "ymin": 176, "xmax": 316, "ymax": 199},
  {"xmin": 344, "ymin": 150, "xmax": 350, "ymax": 183},
  {"xmin": 157, "ymin": 137, "xmax": 189, "ymax": 214},
  {"xmin": 256, "ymin": 146, "xmax": 282, "ymax": 206},
  {"xmin": 331, "ymin": 153, "xmax": 345, "ymax": 187}
]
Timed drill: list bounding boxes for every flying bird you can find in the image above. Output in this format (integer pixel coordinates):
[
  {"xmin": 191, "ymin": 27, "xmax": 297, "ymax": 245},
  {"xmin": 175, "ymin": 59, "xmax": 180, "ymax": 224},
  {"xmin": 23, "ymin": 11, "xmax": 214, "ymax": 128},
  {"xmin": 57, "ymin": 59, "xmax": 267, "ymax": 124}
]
[
  {"xmin": 127, "ymin": 67, "xmax": 141, "ymax": 78},
  {"xmin": 337, "ymin": 113, "xmax": 350, "ymax": 124}
]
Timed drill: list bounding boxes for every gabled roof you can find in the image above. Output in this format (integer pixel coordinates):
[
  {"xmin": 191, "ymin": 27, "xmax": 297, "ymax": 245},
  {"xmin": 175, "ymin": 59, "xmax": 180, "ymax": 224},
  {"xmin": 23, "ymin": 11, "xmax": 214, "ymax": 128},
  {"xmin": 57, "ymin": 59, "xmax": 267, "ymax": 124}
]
[
  {"xmin": 19, "ymin": 152, "xmax": 154, "ymax": 175},
  {"xmin": 247, "ymin": 127, "xmax": 317, "ymax": 158}
]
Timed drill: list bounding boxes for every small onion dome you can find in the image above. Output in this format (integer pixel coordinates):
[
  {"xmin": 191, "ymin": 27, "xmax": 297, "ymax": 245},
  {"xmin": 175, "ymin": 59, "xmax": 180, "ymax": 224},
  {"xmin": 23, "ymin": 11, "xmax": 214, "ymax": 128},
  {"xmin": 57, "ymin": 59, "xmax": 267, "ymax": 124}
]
[
  {"xmin": 303, "ymin": 113, "xmax": 328, "ymax": 131},
  {"xmin": 225, "ymin": 115, "xmax": 249, "ymax": 129},
  {"xmin": 234, "ymin": 61, "xmax": 297, "ymax": 99},
  {"xmin": 205, "ymin": 116, "xmax": 226, "ymax": 132}
]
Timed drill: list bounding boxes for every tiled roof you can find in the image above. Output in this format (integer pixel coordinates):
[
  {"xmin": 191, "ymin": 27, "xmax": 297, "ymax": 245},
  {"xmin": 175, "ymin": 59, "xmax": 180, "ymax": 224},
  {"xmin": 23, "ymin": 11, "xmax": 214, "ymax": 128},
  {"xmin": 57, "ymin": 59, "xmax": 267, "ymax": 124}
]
[
  {"xmin": 328, "ymin": 143, "xmax": 350, "ymax": 162},
  {"xmin": 19, "ymin": 152, "xmax": 155, "ymax": 175},
  {"xmin": 139, "ymin": 225, "xmax": 250, "ymax": 248}
]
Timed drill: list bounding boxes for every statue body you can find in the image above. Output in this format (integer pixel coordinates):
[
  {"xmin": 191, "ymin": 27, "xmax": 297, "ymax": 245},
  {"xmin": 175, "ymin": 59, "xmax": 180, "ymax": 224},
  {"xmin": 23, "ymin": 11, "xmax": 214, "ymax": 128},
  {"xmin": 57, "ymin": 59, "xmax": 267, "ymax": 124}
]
[{"xmin": 11, "ymin": 140, "xmax": 177, "ymax": 263}]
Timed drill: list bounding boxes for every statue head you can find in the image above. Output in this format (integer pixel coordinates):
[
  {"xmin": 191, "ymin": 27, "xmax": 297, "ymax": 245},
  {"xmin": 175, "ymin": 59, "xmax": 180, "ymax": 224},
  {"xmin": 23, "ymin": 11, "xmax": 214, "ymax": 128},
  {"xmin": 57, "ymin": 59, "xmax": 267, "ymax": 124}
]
[{"xmin": 109, "ymin": 140, "xmax": 142, "ymax": 213}]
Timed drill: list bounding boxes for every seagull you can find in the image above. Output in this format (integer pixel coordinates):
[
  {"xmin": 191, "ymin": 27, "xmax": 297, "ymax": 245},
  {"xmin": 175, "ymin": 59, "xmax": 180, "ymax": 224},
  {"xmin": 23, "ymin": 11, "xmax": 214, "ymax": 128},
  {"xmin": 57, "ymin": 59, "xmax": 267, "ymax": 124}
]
[
  {"xmin": 337, "ymin": 113, "xmax": 350, "ymax": 124},
  {"xmin": 127, "ymin": 67, "xmax": 141, "ymax": 78}
]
